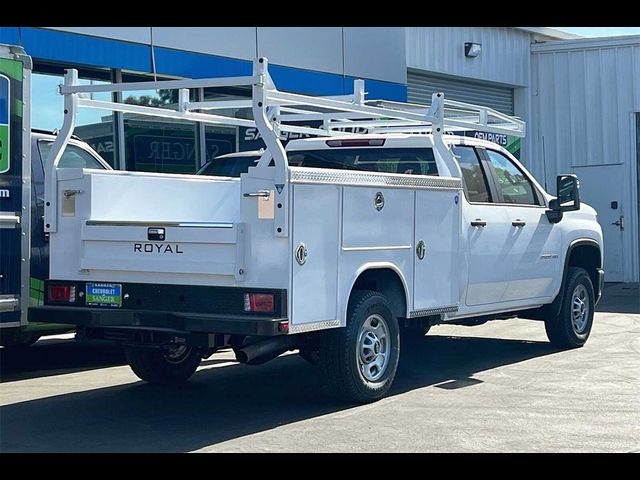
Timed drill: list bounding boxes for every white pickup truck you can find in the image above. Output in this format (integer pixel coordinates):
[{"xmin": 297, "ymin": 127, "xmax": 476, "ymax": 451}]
[{"xmin": 32, "ymin": 58, "xmax": 604, "ymax": 403}]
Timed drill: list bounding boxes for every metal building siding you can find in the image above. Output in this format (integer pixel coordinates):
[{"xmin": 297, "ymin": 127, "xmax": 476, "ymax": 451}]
[
  {"xmin": 43, "ymin": 27, "xmax": 408, "ymax": 86},
  {"xmin": 406, "ymin": 27, "xmax": 531, "ymax": 87},
  {"xmin": 343, "ymin": 27, "xmax": 407, "ymax": 84},
  {"xmin": 531, "ymin": 41, "xmax": 640, "ymax": 171},
  {"xmin": 407, "ymin": 69, "xmax": 514, "ymax": 114},
  {"xmin": 531, "ymin": 38, "xmax": 640, "ymax": 282}
]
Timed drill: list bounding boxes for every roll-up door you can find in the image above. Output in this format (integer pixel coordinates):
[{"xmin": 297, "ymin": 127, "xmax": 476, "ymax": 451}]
[{"xmin": 407, "ymin": 69, "xmax": 514, "ymax": 115}]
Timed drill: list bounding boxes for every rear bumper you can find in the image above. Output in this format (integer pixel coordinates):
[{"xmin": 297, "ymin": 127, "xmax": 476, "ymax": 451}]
[
  {"xmin": 35, "ymin": 281, "xmax": 288, "ymax": 337},
  {"xmin": 595, "ymin": 268, "xmax": 605, "ymax": 305},
  {"xmin": 29, "ymin": 306, "xmax": 288, "ymax": 337}
]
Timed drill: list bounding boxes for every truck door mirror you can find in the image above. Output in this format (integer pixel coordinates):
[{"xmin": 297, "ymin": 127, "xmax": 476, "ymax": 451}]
[
  {"xmin": 555, "ymin": 174, "xmax": 580, "ymax": 211},
  {"xmin": 547, "ymin": 174, "xmax": 580, "ymax": 223}
]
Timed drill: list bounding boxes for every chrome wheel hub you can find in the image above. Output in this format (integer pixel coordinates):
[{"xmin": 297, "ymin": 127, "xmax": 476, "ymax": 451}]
[
  {"xmin": 571, "ymin": 284, "xmax": 589, "ymax": 334},
  {"xmin": 357, "ymin": 314, "xmax": 390, "ymax": 382}
]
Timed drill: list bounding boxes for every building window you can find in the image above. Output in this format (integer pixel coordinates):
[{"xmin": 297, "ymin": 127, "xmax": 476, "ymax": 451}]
[
  {"xmin": 204, "ymin": 125, "xmax": 237, "ymax": 163},
  {"xmin": 32, "ymin": 68, "xmax": 116, "ymax": 167},
  {"xmin": 121, "ymin": 75, "xmax": 201, "ymax": 173}
]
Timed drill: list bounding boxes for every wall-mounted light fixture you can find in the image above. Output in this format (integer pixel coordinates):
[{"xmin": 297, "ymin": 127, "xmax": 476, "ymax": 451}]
[{"xmin": 464, "ymin": 42, "xmax": 482, "ymax": 58}]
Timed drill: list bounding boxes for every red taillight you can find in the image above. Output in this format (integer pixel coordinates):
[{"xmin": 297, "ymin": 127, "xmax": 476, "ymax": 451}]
[
  {"xmin": 48, "ymin": 284, "xmax": 76, "ymax": 303},
  {"xmin": 325, "ymin": 139, "xmax": 385, "ymax": 147},
  {"xmin": 244, "ymin": 293, "xmax": 274, "ymax": 313}
]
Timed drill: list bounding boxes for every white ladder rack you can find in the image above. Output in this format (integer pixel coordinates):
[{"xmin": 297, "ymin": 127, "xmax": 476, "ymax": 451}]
[{"xmin": 45, "ymin": 57, "xmax": 525, "ymax": 237}]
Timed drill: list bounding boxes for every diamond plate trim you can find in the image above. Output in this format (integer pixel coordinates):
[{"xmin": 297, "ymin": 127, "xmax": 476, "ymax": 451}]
[
  {"xmin": 288, "ymin": 319, "xmax": 341, "ymax": 334},
  {"xmin": 289, "ymin": 168, "xmax": 462, "ymax": 190},
  {"xmin": 409, "ymin": 305, "xmax": 458, "ymax": 318}
]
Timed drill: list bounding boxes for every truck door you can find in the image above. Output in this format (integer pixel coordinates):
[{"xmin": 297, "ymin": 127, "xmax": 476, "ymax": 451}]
[
  {"xmin": 0, "ymin": 45, "xmax": 31, "ymax": 327},
  {"xmin": 455, "ymin": 146, "xmax": 513, "ymax": 306},
  {"xmin": 481, "ymin": 148, "xmax": 561, "ymax": 302}
]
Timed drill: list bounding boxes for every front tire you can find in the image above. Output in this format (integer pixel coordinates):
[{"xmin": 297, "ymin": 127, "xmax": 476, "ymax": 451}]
[
  {"xmin": 125, "ymin": 345, "xmax": 202, "ymax": 384},
  {"xmin": 320, "ymin": 290, "xmax": 400, "ymax": 403},
  {"xmin": 545, "ymin": 267, "xmax": 595, "ymax": 348}
]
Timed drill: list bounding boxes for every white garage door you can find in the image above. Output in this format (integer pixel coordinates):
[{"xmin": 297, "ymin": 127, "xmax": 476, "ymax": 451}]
[{"xmin": 407, "ymin": 69, "xmax": 514, "ymax": 115}]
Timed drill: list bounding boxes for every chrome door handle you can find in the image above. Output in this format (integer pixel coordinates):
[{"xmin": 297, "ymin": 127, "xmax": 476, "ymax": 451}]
[
  {"xmin": 63, "ymin": 189, "xmax": 83, "ymax": 199},
  {"xmin": 470, "ymin": 219, "xmax": 487, "ymax": 227},
  {"xmin": 243, "ymin": 190, "xmax": 271, "ymax": 198},
  {"xmin": 512, "ymin": 220, "xmax": 526, "ymax": 227}
]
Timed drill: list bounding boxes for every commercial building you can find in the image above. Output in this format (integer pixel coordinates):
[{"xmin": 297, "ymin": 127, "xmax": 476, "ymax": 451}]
[{"xmin": 0, "ymin": 26, "xmax": 637, "ymax": 281}]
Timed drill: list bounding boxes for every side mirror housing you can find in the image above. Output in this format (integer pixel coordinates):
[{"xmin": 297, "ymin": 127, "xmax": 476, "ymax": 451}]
[{"xmin": 546, "ymin": 174, "xmax": 580, "ymax": 224}]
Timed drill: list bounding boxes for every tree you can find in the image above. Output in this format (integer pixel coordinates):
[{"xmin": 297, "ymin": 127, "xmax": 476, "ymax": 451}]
[{"xmin": 124, "ymin": 89, "xmax": 176, "ymax": 107}]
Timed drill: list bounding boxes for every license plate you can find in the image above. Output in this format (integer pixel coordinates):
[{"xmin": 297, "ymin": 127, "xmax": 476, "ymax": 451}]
[{"xmin": 86, "ymin": 283, "xmax": 122, "ymax": 308}]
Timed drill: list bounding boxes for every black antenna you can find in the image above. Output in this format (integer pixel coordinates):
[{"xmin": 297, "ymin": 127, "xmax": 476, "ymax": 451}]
[{"xmin": 541, "ymin": 135, "xmax": 548, "ymax": 191}]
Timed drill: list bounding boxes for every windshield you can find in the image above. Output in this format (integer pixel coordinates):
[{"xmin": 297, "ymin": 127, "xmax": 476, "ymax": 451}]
[
  {"xmin": 197, "ymin": 156, "xmax": 261, "ymax": 177},
  {"xmin": 286, "ymin": 148, "xmax": 438, "ymax": 175}
]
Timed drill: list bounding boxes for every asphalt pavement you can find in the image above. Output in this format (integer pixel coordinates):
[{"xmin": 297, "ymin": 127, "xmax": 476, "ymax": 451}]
[{"xmin": 1, "ymin": 283, "xmax": 638, "ymax": 452}]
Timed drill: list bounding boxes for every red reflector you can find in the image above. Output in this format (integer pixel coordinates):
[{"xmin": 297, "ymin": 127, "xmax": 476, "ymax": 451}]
[
  {"xmin": 244, "ymin": 293, "xmax": 274, "ymax": 313},
  {"xmin": 325, "ymin": 138, "xmax": 385, "ymax": 147},
  {"xmin": 48, "ymin": 284, "xmax": 76, "ymax": 303}
]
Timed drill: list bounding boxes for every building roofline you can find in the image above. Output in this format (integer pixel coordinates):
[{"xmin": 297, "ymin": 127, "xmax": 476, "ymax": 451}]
[
  {"xmin": 514, "ymin": 27, "xmax": 583, "ymax": 40},
  {"xmin": 531, "ymin": 34, "xmax": 640, "ymax": 52}
]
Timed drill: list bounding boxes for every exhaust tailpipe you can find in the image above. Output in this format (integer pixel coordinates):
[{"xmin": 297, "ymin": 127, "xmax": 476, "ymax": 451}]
[{"xmin": 235, "ymin": 336, "xmax": 298, "ymax": 366}]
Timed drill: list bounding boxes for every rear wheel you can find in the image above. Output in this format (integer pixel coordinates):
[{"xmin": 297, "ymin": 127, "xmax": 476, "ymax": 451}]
[
  {"xmin": 125, "ymin": 345, "xmax": 202, "ymax": 384},
  {"xmin": 545, "ymin": 267, "xmax": 595, "ymax": 348},
  {"xmin": 320, "ymin": 290, "xmax": 400, "ymax": 403}
]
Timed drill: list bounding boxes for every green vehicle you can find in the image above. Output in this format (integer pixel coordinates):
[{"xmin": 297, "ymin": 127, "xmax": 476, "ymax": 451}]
[{"xmin": 0, "ymin": 44, "xmax": 111, "ymax": 347}]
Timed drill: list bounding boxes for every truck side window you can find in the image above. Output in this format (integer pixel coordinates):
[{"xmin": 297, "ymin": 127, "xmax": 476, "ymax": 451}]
[
  {"xmin": 453, "ymin": 146, "xmax": 491, "ymax": 202},
  {"xmin": 485, "ymin": 149, "xmax": 539, "ymax": 205},
  {"xmin": 38, "ymin": 141, "xmax": 106, "ymax": 170}
]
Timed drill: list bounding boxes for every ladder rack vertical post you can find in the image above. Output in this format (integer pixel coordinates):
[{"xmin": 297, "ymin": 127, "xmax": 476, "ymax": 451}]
[
  {"xmin": 252, "ymin": 57, "xmax": 289, "ymax": 238},
  {"xmin": 45, "ymin": 68, "xmax": 79, "ymax": 234}
]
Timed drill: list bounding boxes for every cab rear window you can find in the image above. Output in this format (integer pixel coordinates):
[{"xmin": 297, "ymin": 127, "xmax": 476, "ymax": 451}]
[{"xmin": 287, "ymin": 148, "xmax": 438, "ymax": 176}]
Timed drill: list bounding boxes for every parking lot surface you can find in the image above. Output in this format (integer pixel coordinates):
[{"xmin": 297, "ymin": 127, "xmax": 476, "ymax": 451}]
[{"xmin": 1, "ymin": 283, "xmax": 638, "ymax": 452}]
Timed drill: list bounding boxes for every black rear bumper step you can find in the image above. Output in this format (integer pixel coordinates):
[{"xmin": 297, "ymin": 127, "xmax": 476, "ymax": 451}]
[{"xmin": 30, "ymin": 306, "xmax": 288, "ymax": 337}]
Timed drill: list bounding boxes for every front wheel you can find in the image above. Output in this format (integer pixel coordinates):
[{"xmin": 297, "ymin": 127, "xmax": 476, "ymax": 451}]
[
  {"xmin": 545, "ymin": 267, "xmax": 595, "ymax": 348},
  {"xmin": 320, "ymin": 290, "xmax": 400, "ymax": 403},
  {"xmin": 125, "ymin": 345, "xmax": 202, "ymax": 384}
]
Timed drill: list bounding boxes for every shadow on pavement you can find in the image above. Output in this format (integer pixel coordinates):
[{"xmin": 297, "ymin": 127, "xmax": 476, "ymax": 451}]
[
  {"xmin": 596, "ymin": 283, "xmax": 640, "ymax": 314},
  {"xmin": 0, "ymin": 334, "xmax": 559, "ymax": 452},
  {"xmin": 0, "ymin": 339, "xmax": 127, "ymax": 383}
]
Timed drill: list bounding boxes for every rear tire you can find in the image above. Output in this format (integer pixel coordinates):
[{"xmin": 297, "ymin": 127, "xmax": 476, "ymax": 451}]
[
  {"xmin": 125, "ymin": 345, "xmax": 201, "ymax": 384},
  {"xmin": 320, "ymin": 290, "xmax": 400, "ymax": 403},
  {"xmin": 544, "ymin": 267, "xmax": 595, "ymax": 348}
]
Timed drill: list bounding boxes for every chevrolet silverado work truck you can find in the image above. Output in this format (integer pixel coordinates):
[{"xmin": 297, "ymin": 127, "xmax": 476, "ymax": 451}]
[{"xmin": 27, "ymin": 56, "xmax": 603, "ymax": 403}]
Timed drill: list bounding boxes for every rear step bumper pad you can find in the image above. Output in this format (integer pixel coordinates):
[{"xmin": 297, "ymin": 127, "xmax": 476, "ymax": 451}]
[{"xmin": 30, "ymin": 306, "xmax": 287, "ymax": 336}]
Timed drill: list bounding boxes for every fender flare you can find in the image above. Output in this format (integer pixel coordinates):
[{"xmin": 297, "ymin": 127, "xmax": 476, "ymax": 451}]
[
  {"xmin": 550, "ymin": 238, "xmax": 601, "ymax": 317},
  {"xmin": 342, "ymin": 262, "xmax": 410, "ymax": 326}
]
